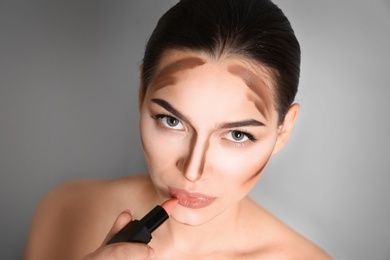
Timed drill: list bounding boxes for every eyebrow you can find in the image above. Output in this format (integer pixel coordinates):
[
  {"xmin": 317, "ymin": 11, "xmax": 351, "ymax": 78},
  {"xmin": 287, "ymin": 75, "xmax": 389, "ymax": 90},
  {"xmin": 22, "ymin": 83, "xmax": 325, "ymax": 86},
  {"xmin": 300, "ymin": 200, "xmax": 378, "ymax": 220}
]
[
  {"xmin": 220, "ymin": 120, "xmax": 265, "ymax": 128},
  {"xmin": 151, "ymin": 98, "xmax": 190, "ymax": 123},
  {"xmin": 151, "ymin": 98, "xmax": 265, "ymax": 128}
]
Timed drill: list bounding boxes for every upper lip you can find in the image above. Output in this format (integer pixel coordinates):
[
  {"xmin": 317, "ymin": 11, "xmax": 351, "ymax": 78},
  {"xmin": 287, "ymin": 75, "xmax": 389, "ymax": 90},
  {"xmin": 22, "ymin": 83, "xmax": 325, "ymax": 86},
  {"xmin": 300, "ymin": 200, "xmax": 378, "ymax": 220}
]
[{"xmin": 168, "ymin": 186, "xmax": 215, "ymax": 200}]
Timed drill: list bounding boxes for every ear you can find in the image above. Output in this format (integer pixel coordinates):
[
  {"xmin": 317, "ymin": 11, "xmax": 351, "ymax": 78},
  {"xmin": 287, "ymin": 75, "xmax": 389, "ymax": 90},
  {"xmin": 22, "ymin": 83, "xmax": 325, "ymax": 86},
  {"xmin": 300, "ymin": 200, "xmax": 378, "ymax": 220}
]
[
  {"xmin": 138, "ymin": 64, "xmax": 144, "ymax": 111},
  {"xmin": 272, "ymin": 103, "xmax": 300, "ymax": 154}
]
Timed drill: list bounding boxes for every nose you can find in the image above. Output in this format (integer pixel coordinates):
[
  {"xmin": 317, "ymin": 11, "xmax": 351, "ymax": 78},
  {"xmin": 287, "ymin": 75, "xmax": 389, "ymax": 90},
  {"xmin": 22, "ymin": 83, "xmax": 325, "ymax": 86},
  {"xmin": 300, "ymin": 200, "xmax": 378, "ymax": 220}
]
[{"xmin": 177, "ymin": 133, "xmax": 209, "ymax": 182}]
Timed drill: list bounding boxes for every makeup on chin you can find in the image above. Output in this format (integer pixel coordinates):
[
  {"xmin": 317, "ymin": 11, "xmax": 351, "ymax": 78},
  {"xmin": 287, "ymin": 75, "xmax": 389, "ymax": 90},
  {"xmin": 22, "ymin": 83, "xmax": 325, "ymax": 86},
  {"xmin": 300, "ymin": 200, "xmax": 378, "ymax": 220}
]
[{"xmin": 107, "ymin": 198, "xmax": 178, "ymax": 244}]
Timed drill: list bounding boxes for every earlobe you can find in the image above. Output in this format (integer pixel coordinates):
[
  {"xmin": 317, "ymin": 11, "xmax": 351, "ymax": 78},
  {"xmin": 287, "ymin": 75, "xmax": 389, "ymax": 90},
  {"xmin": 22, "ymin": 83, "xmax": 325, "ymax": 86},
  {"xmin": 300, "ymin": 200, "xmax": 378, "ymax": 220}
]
[
  {"xmin": 138, "ymin": 64, "xmax": 144, "ymax": 111},
  {"xmin": 272, "ymin": 103, "xmax": 300, "ymax": 154}
]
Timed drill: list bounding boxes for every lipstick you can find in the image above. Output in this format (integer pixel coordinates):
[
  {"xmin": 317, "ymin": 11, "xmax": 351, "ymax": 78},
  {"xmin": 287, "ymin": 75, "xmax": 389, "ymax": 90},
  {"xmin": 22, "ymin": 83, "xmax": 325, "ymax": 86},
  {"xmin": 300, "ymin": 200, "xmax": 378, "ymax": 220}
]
[
  {"xmin": 169, "ymin": 187, "xmax": 216, "ymax": 209},
  {"xmin": 107, "ymin": 198, "xmax": 178, "ymax": 244}
]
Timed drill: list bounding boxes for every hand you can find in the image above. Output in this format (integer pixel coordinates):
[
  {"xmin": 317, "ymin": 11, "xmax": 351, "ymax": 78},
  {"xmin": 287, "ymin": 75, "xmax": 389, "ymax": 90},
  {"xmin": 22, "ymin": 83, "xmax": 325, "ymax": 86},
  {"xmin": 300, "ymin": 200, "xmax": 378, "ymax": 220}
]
[{"xmin": 82, "ymin": 210, "xmax": 154, "ymax": 259}]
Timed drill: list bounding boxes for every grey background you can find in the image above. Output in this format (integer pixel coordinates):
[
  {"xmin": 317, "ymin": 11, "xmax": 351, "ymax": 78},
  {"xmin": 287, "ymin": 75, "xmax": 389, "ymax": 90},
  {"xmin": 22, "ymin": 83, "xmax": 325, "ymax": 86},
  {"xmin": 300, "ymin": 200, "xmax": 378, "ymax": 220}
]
[{"xmin": 1, "ymin": 0, "xmax": 389, "ymax": 259}]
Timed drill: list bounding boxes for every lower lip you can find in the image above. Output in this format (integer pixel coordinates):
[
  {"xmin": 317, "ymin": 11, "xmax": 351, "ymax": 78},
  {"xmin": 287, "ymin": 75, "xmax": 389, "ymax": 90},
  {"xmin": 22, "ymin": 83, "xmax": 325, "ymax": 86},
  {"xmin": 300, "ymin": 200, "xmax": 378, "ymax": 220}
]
[{"xmin": 168, "ymin": 187, "xmax": 216, "ymax": 209}]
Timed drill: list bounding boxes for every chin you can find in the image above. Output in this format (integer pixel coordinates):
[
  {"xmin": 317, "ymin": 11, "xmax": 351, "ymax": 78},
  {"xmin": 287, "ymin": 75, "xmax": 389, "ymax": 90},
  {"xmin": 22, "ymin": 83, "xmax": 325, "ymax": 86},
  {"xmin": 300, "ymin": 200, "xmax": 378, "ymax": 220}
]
[
  {"xmin": 170, "ymin": 213, "xmax": 211, "ymax": 227},
  {"xmin": 169, "ymin": 204, "xmax": 222, "ymax": 226}
]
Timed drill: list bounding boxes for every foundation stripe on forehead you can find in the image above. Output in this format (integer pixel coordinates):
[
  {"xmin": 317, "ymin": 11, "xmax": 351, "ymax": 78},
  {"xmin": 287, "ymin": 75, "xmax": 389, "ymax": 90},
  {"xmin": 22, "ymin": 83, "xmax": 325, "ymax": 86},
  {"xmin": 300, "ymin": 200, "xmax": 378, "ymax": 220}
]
[
  {"xmin": 150, "ymin": 57, "xmax": 206, "ymax": 92},
  {"xmin": 227, "ymin": 64, "xmax": 271, "ymax": 119}
]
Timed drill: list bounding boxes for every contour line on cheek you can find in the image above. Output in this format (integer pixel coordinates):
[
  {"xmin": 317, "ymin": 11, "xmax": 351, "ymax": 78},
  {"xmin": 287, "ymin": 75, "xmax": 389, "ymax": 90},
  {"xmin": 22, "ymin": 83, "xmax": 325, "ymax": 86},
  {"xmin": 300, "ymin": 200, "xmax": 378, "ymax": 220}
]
[
  {"xmin": 243, "ymin": 156, "xmax": 271, "ymax": 184},
  {"xmin": 227, "ymin": 64, "xmax": 272, "ymax": 120}
]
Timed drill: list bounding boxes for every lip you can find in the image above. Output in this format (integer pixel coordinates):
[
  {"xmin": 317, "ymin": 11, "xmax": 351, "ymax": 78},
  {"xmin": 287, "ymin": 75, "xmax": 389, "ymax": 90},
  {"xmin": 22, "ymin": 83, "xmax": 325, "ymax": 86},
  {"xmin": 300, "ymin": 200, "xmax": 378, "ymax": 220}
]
[{"xmin": 168, "ymin": 187, "xmax": 216, "ymax": 209}]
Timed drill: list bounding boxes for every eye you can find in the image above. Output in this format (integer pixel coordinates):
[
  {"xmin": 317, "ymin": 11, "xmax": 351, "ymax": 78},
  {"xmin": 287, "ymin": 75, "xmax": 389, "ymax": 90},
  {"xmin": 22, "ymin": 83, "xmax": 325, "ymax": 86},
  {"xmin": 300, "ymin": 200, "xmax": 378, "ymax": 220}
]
[
  {"xmin": 225, "ymin": 130, "xmax": 256, "ymax": 143},
  {"xmin": 153, "ymin": 114, "xmax": 184, "ymax": 130}
]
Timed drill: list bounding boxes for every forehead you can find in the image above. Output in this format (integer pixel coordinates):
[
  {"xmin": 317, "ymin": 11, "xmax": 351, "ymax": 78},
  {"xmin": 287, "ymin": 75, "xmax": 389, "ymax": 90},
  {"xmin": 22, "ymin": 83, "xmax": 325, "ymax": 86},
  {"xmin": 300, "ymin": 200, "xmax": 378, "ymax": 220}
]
[{"xmin": 148, "ymin": 50, "xmax": 275, "ymax": 118}]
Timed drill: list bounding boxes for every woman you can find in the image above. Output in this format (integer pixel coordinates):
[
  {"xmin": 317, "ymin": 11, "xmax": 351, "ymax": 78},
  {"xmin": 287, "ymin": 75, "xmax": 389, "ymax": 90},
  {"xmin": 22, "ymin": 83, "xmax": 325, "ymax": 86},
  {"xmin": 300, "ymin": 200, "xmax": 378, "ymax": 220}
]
[{"xmin": 25, "ymin": 0, "xmax": 331, "ymax": 259}]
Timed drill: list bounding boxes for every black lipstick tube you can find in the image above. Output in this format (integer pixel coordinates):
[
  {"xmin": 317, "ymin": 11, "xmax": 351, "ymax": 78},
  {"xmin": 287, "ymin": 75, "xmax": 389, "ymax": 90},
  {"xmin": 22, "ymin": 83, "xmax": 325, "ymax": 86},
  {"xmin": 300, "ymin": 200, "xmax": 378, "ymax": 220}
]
[{"xmin": 106, "ymin": 205, "xmax": 168, "ymax": 244}]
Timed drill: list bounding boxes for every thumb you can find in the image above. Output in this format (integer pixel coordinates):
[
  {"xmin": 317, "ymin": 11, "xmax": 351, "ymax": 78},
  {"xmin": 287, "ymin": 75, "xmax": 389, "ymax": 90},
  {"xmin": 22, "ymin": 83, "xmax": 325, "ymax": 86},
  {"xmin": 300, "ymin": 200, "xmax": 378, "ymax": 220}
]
[{"xmin": 101, "ymin": 210, "xmax": 133, "ymax": 245}]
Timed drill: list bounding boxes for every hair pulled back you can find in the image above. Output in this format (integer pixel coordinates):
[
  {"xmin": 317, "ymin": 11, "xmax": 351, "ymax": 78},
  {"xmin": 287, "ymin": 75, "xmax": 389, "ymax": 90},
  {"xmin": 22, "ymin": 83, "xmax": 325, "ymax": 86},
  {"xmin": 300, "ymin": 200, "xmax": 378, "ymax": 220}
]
[{"xmin": 142, "ymin": 0, "xmax": 301, "ymax": 124}]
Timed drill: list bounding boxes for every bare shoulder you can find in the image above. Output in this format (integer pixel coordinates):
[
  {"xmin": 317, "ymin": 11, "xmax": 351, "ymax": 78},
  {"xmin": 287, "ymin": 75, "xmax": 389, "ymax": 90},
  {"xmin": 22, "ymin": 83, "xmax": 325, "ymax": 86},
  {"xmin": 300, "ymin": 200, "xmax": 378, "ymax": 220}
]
[
  {"xmin": 24, "ymin": 174, "xmax": 154, "ymax": 260},
  {"xmin": 240, "ymin": 198, "xmax": 333, "ymax": 259}
]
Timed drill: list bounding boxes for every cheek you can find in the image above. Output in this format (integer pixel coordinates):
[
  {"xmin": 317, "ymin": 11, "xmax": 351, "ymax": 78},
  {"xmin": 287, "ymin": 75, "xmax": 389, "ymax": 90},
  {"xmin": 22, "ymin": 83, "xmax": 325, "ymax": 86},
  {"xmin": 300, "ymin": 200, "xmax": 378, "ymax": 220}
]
[
  {"xmin": 140, "ymin": 116, "xmax": 165, "ymax": 166},
  {"xmin": 210, "ymin": 138, "xmax": 277, "ymax": 193},
  {"xmin": 140, "ymin": 114, "xmax": 183, "ymax": 174}
]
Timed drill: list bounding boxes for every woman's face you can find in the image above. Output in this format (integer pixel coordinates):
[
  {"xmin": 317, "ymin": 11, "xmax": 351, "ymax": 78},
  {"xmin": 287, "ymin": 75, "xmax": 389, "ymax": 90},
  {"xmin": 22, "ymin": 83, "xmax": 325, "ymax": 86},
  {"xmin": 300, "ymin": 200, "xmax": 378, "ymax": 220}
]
[{"xmin": 139, "ymin": 50, "xmax": 284, "ymax": 225}]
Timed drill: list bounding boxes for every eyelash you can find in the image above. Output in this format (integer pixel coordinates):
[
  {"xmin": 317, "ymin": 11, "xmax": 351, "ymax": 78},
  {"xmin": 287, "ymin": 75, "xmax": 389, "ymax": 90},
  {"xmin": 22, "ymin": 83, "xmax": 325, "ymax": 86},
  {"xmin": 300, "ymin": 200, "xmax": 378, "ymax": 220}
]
[
  {"xmin": 151, "ymin": 113, "xmax": 257, "ymax": 143},
  {"xmin": 151, "ymin": 113, "xmax": 176, "ymax": 121},
  {"xmin": 230, "ymin": 130, "xmax": 257, "ymax": 142},
  {"xmin": 151, "ymin": 114, "xmax": 184, "ymax": 129}
]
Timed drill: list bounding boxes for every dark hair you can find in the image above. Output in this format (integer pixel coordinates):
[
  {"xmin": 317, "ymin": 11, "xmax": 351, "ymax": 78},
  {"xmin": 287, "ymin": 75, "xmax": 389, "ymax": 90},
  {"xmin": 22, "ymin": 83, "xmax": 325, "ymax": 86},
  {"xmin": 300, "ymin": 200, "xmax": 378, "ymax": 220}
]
[{"xmin": 142, "ymin": 0, "xmax": 300, "ymax": 124}]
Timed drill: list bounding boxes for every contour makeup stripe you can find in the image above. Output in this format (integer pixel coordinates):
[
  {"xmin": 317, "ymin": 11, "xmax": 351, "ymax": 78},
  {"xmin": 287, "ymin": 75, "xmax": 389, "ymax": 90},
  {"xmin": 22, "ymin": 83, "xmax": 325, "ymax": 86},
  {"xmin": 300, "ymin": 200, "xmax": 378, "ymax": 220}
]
[
  {"xmin": 245, "ymin": 159, "xmax": 269, "ymax": 184},
  {"xmin": 149, "ymin": 57, "xmax": 206, "ymax": 92},
  {"xmin": 181, "ymin": 132, "xmax": 209, "ymax": 182},
  {"xmin": 227, "ymin": 64, "xmax": 272, "ymax": 120}
]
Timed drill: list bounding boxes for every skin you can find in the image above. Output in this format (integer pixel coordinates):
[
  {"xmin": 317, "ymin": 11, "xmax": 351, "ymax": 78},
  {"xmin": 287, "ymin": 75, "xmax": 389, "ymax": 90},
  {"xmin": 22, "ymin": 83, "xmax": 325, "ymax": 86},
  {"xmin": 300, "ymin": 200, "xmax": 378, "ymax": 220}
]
[
  {"xmin": 140, "ymin": 50, "xmax": 281, "ymax": 227},
  {"xmin": 24, "ymin": 50, "xmax": 332, "ymax": 260}
]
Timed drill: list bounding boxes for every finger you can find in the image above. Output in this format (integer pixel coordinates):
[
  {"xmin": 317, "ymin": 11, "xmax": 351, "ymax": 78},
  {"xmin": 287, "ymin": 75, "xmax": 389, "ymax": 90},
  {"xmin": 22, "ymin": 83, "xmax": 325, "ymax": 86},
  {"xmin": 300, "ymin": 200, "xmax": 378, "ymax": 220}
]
[
  {"xmin": 148, "ymin": 245, "xmax": 155, "ymax": 258},
  {"xmin": 101, "ymin": 210, "xmax": 132, "ymax": 245}
]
